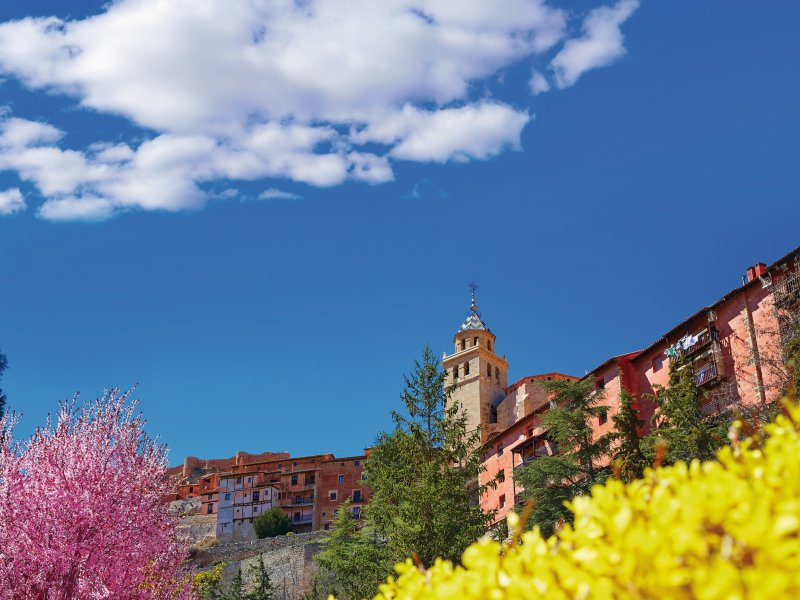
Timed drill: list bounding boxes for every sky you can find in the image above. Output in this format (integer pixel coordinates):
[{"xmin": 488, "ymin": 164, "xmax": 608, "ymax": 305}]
[{"xmin": 0, "ymin": 1, "xmax": 798, "ymax": 464}]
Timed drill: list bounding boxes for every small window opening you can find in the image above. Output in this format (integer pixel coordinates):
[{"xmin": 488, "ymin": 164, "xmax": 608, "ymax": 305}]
[{"xmin": 464, "ymin": 361, "xmax": 470, "ymax": 375}]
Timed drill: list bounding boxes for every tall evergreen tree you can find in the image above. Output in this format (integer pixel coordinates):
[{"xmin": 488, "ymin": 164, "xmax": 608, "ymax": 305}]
[
  {"xmin": 315, "ymin": 498, "xmax": 391, "ymax": 600},
  {"xmin": 224, "ymin": 566, "xmax": 245, "ymax": 600},
  {"xmin": 365, "ymin": 345, "xmax": 491, "ymax": 566},
  {"xmin": 516, "ymin": 377, "xmax": 610, "ymax": 536},
  {"xmin": 610, "ymin": 387, "xmax": 648, "ymax": 482},
  {"xmin": 247, "ymin": 554, "xmax": 274, "ymax": 600},
  {"xmin": 642, "ymin": 354, "xmax": 722, "ymax": 465}
]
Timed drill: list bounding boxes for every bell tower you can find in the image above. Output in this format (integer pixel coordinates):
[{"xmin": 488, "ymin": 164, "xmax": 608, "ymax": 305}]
[{"xmin": 442, "ymin": 284, "xmax": 508, "ymax": 443}]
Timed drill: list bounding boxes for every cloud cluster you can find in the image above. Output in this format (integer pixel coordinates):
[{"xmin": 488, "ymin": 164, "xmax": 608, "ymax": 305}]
[
  {"xmin": 0, "ymin": 0, "xmax": 638, "ymax": 221},
  {"xmin": 0, "ymin": 187, "xmax": 25, "ymax": 215}
]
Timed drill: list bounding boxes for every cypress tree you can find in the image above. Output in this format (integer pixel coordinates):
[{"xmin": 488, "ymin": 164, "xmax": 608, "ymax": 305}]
[
  {"xmin": 516, "ymin": 377, "xmax": 610, "ymax": 536},
  {"xmin": 364, "ymin": 345, "xmax": 491, "ymax": 565},
  {"xmin": 610, "ymin": 387, "xmax": 648, "ymax": 482},
  {"xmin": 642, "ymin": 354, "xmax": 723, "ymax": 465},
  {"xmin": 315, "ymin": 498, "xmax": 391, "ymax": 600},
  {"xmin": 247, "ymin": 554, "xmax": 274, "ymax": 600}
]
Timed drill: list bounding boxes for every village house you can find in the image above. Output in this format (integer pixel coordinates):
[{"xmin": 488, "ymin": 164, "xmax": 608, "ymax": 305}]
[{"xmin": 173, "ymin": 244, "xmax": 799, "ymax": 535}]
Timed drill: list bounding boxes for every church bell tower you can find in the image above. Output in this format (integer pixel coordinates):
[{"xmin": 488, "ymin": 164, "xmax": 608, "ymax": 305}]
[{"xmin": 442, "ymin": 285, "xmax": 508, "ymax": 443}]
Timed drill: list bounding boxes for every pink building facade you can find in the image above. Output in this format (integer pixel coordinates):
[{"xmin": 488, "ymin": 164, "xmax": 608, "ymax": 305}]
[{"xmin": 477, "ymin": 245, "xmax": 800, "ymax": 525}]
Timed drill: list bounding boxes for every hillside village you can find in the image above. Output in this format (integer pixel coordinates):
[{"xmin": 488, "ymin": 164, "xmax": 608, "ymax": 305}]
[{"xmin": 172, "ymin": 243, "xmax": 800, "ymax": 545}]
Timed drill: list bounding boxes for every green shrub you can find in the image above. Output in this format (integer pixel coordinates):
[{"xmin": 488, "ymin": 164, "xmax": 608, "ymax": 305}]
[{"xmin": 253, "ymin": 507, "xmax": 292, "ymax": 539}]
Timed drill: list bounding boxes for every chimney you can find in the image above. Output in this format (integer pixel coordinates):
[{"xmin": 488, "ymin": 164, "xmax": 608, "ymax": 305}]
[
  {"xmin": 754, "ymin": 262, "xmax": 767, "ymax": 278},
  {"xmin": 746, "ymin": 266, "xmax": 757, "ymax": 282}
]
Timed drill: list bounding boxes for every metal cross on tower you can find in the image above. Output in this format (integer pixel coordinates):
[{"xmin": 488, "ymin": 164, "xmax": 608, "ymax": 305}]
[{"xmin": 468, "ymin": 281, "xmax": 479, "ymax": 312}]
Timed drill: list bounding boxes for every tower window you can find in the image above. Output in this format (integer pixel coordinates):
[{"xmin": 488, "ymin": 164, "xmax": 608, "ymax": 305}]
[
  {"xmin": 452, "ymin": 366, "xmax": 458, "ymax": 379},
  {"xmin": 464, "ymin": 361, "xmax": 470, "ymax": 375},
  {"xmin": 495, "ymin": 366, "xmax": 500, "ymax": 380},
  {"xmin": 474, "ymin": 337, "xmax": 478, "ymax": 346},
  {"xmin": 487, "ymin": 363, "xmax": 492, "ymax": 376},
  {"xmin": 488, "ymin": 340, "xmax": 492, "ymax": 351},
  {"xmin": 460, "ymin": 340, "xmax": 465, "ymax": 351}
]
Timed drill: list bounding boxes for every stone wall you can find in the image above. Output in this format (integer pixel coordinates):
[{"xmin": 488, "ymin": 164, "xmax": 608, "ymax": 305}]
[
  {"xmin": 199, "ymin": 532, "xmax": 325, "ymax": 600},
  {"xmin": 206, "ymin": 531, "xmax": 324, "ymax": 564}
]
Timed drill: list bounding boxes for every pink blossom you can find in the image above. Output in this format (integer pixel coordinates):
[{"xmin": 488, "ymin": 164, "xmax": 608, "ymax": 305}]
[{"xmin": 0, "ymin": 389, "xmax": 192, "ymax": 599}]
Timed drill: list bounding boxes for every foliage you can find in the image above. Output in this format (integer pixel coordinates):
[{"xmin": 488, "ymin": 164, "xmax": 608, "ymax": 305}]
[
  {"xmin": 783, "ymin": 318, "xmax": 800, "ymax": 393},
  {"xmin": 315, "ymin": 498, "xmax": 392, "ymax": 600},
  {"xmin": 247, "ymin": 554, "xmax": 275, "ymax": 600},
  {"xmin": 253, "ymin": 507, "xmax": 292, "ymax": 539},
  {"xmin": 193, "ymin": 563, "xmax": 225, "ymax": 599},
  {"xmin": 365, "ymin": 345, "xmax": 491, "ymax": 566},
  {"xmin": 0, "ymin": 388, "xmax": 191, "ymax": 599},
  {"xmin": 225, "ymin": 567, "xmax": 245, "ymax": 600},
  {"xmin": 643, "ymin": 354, "xmax": 725, "ymax": 465},
  {"xmin": 609, "ymin": 387, "xmax": 648, "ymax": 482},
  {"xmin": 370, "ymin": 398, "xmax": 800, "ymax": 600},
  {"xmin": 516, "ymin": 377, "xmax": 610, "ymax": 536},
  {"xmin": 0, "ymin": 348, "xmax": 7, "ymax": 419}
]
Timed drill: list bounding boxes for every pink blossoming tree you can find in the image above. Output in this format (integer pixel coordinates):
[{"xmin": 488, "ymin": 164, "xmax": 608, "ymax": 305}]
[{"xmin": 0, "ymin": 388, "xmax": 192, "ymax": 599}]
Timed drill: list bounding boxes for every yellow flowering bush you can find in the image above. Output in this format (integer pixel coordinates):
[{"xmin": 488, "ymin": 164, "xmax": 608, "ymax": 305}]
[{"xmin": 374, "ymin": 402, "xmax": 800, "ymax": 599}]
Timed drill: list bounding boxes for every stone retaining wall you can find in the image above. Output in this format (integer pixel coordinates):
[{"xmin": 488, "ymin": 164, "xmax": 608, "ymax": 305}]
[{"xmin": 206, "ymin": 531, "xmax": 324, "ymax": 564}]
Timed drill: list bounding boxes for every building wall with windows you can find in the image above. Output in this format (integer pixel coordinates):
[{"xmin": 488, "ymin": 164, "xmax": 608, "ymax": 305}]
[
  {"xmin": 216, "ymin": 472, "xmax": 278, "ymax": 543},
  {"xmin": 475, "ymin": 246, "xmax": 798, "ymax": 525},
  {"xmin": 174, "ymin": 449, "xmax": 370, "ymax": 538},
  {"xmin": 316, "ymin": 453, "xmax": 371, "ymax": 530}
]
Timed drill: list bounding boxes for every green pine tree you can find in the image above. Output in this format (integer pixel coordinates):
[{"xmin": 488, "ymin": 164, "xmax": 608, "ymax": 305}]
[
  {"xmin": 516, "ymin": 377, "xmax": 611, "ymax": 536},
  {"xmin": 364, "ymin": 345, "xmax": 492, "ymax": 566},
  {"xmin": 225, "ymin": 566, "xmax": 245, "ymax": 600},
  {"xmin": 246, "ymin": 554, "xmax": 274, "ymax": 600},
  {"xmin": 315, "ymin": 498, "xmax": 391, "ymax": 600},
  {"xmin": 610, "ymin": 387, "xmax": 648, "ymax": 482},
  {"xmin": 642, "ymin": 354, "xmax": 723, "ymax": 465}
]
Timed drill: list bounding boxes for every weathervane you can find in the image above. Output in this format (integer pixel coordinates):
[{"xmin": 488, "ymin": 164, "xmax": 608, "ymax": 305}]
[{"xmin": 468, "ymin": 281, "xmax": 479, "ymax": 312}]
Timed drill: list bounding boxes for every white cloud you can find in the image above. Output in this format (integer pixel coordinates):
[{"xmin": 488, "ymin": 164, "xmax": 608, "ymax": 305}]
[
  {"xmin": 0, "ymin": 187, "xmax": 26, "ymax": 215},
  {"xmin": 529, "ymin": 70, "xmax": 551, "ymax": 95},
  {"xmin": 0, "ymin": 117, "xmax": 62, "ymax": 148},
  {"xmin": 37, "ymin": 195, "xmax": 115, "ymax": 222},
  {"xmin": 353, "ymin": 103, "xmax": 530, "ymax": 163},
  {"xmin": 258, "ymin": 188, "xmax": 302, "ymax": 201},
  {"xmin": 550, "ymin": 0, "xmax": 639, "ymax": 89},
  {"xmin": 0, "ymin": 0, "xmax": 638, "ymax": 220}
]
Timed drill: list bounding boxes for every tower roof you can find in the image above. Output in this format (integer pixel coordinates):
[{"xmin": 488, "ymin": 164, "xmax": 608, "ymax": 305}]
[
  {"xmin": 458, "ymin": 311, "xmax": 490, "ymax": 333},
  {"xmin": 457, "ymin": 282, "xmax": 491, "ymax": 333}
]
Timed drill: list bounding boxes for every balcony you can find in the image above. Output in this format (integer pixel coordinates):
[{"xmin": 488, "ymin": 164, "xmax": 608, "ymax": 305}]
[
  {"xmin": 775, "ymin": 272, "xmax": 800, "ymax": 307},
  {"xmin": 292, "ymin": 514, "xmax": 313, "ymax": 524},
  {"xmin": 678, "ymin": 329, "xmax": 714, "ymax": 358},
  {"xmin": 695, "ymin": 362, "xmax": 720, "ymax": 387},
  {"xmin": 289, "ymin": 496, "xmax": 314, "ymax": 506},
  {"xmin": 513, "ymin": 446, "xmax": 553, "ymax": 470}
]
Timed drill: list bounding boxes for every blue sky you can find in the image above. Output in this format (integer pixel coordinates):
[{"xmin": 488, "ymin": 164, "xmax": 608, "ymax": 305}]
[{"xmin": 0, "ymin": 1, "xmax": 798, "ymax": 463}]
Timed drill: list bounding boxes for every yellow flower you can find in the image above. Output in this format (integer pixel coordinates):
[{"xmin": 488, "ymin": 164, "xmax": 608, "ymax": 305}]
[{"xmin": 369, "ymin": 401, "xmax": 800, "ymax": 599}]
